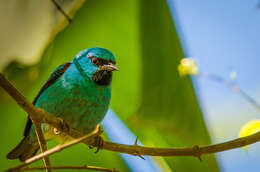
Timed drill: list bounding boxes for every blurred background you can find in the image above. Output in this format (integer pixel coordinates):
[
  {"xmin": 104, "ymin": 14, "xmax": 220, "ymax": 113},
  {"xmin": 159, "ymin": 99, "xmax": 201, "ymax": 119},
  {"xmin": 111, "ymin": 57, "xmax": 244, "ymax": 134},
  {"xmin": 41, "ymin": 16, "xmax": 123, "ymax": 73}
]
[{"xmin": 0, "ymin": 0, "xmax": 259, "ymax": 171}]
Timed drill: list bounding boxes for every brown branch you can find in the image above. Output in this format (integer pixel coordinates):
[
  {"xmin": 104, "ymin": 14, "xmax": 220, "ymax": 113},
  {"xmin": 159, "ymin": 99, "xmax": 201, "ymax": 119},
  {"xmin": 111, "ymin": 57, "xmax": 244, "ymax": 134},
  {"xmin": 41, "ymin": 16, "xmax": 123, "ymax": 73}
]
[
  {"xmin": 22, "ymin": 165, "xmax": 118, "ymax": 172},
  {"xmin": 1, "ymin": 73, "xmax": 260, "ymax": 162},
  {"xmin": 32, "ymin": 121, "xmax": 52, "ymax": 172},
  {"xmin": 101, "ymin": 131, "xmax": 260, "ymax": 157},
  {"xmin": 5, "ymin": 125, "xmax": 103, "ymax": 172},
  {"xmin": 0, "ymin": 73, "xmax": 89, "ymax": 141}
]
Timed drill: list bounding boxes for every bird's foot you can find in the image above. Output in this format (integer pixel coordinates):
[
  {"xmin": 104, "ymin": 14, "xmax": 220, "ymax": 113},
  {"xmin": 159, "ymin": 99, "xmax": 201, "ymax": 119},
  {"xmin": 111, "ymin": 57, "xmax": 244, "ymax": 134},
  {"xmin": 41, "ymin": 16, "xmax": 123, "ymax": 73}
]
[
  {"xmin": 57, "ymin": 117, "xmax": 70, "ymax": 133},
  {"xmin": 90, "ymin": 135, "xmax": 104, "ymax": 153},
  {"xmin": 88, "ymin": 125, "xmax": 103, "ymax": 152}
]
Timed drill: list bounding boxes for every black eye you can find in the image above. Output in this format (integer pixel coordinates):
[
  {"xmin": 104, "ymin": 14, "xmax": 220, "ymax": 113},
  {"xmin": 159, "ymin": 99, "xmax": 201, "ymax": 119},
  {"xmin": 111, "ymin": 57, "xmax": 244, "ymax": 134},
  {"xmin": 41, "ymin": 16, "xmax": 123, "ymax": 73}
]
[{"xmin": 91, "ymin": 58, "xmax": 99, "ymax": 65}]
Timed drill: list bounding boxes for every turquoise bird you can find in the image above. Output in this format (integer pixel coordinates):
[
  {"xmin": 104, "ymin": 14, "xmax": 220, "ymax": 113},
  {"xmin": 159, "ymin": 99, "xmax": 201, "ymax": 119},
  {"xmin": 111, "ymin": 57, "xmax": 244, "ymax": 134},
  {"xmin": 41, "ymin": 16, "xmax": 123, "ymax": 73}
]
[{"xmin": 7, "ymin": 47, "xmax": 118, "ymax": 161}]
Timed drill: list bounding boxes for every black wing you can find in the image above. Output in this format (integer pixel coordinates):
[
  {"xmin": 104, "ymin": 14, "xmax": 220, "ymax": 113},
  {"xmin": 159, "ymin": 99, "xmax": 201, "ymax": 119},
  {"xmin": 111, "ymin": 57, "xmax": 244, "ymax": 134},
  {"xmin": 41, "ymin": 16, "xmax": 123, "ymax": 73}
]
[{"xmin": 23, "ymin": 62, "xmax": 71, "ymax": 136}]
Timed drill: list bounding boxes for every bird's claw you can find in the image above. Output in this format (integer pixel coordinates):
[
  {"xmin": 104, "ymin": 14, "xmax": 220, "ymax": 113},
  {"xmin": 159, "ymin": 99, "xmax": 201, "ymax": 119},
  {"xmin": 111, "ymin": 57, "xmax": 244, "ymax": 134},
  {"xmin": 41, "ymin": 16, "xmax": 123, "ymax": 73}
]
[
  {"xmin": 88, "ymin": 125, "xmax": 103, "ymax": 151},
  {"xmin": 93, "ymin": 135, "xmax": 104, "ymax": 153},
  {"xmin": 57, "ymin": 117, "xmax": 70, "ymax": 133}
]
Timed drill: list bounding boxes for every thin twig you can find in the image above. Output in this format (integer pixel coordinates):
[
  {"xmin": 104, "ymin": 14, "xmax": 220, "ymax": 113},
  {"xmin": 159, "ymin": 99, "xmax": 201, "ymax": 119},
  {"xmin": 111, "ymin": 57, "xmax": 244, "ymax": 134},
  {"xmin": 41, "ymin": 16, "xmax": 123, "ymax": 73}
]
[
  {"xmin": 32, "ymin": 121, "xmax": 52, "ymax": 172},
  {"xmin": 22, "ymin": 165, "xmax": 118, "ymax": 172},
  {"xmin": 198, "ymin": 73, "xmax": 260, "ymax": 111},
  {"xmin": 1, "ymin": 73, "xmax": 260, "ymax": 162},
  {"xmin": 51, "ymin": 0, "xmax": 72, "ymax": 23},
  {"xmin": 5, "ymin": 125, "xmax": 102, "ymax": 172}
]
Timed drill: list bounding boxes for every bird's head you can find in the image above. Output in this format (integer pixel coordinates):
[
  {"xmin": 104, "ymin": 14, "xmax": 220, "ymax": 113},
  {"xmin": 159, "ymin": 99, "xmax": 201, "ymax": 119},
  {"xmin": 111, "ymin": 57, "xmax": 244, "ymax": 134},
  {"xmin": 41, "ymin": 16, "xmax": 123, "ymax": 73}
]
[{"xmin": 73, "ymin": 47, "xmax": 118, "ymax": 86}]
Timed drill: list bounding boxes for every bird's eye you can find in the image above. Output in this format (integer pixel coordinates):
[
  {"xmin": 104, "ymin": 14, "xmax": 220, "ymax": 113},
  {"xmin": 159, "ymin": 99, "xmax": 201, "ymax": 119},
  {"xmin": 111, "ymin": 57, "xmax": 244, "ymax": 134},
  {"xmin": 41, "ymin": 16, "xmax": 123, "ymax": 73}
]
[{"xmin": 91, "ymin": 58, "xmax": 99, "ymax": 65}]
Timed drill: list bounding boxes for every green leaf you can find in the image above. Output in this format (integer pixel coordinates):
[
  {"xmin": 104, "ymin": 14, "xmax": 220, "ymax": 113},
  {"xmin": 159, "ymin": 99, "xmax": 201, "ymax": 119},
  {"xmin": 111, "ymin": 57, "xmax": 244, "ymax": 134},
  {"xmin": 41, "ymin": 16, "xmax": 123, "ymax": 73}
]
[
  {"xmin": 125, "ymin": 0, "xmax": 219, "ymax": 171},
  {"xmin": 0, "ymin": 0, "xmax": 219, "ymax": 171}
]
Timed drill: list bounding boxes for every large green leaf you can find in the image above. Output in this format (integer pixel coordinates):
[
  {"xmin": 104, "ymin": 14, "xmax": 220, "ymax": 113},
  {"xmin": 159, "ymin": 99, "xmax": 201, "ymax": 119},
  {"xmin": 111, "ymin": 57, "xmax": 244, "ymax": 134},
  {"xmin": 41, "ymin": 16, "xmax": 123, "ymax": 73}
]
[
  {"xmin": 0, "ymin": 0, "xmax": 219, "ymax": 171},
  {"xmin": 126, "ymin": 0, "xmax": 219, "ymax": 171}
]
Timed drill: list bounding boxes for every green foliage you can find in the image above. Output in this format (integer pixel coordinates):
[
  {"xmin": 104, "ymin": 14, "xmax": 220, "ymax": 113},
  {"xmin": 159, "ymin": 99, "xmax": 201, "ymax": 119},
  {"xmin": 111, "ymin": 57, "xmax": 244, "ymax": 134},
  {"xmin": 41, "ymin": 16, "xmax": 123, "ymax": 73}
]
[
  {"xmin": 127, "ymin": 0, "xmax": 219, "ymax": 171},
  {"xmin": 0, "ymin": 0, "xmax": 219, "ymax": 171}
]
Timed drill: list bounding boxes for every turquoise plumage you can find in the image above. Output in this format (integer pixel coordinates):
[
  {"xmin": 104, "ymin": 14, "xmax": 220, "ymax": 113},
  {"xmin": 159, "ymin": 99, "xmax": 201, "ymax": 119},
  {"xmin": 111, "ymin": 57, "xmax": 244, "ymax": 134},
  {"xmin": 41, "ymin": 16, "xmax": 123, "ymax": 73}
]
[{"xmin": 7, "ymin": 47, "xmax": 118, "ymax": 161}]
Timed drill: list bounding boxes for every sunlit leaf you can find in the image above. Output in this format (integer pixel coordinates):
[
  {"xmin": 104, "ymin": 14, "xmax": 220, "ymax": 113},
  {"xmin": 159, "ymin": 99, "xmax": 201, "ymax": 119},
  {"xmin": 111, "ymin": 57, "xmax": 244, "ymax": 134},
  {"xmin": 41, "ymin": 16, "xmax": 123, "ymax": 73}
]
[{"xmin": 0, "ymin": 0, "xmax": 85, "ymax": 70}]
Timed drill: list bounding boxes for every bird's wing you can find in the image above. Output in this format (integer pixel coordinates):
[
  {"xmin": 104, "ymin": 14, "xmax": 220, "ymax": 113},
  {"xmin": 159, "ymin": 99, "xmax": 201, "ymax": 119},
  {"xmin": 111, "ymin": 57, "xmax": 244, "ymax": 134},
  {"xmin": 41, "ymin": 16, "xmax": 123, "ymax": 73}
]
[{"xmin": 23, "ymin": 62, "xmax": 72, "ymax": 136}]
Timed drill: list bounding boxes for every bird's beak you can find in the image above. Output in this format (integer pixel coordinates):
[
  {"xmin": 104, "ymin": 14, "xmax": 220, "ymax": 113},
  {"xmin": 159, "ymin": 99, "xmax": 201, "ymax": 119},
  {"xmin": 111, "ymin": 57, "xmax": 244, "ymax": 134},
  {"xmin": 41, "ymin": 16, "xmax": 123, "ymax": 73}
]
[{"xmin": 99, "ymin": 63, "xmax": 119, "ymax": 71}]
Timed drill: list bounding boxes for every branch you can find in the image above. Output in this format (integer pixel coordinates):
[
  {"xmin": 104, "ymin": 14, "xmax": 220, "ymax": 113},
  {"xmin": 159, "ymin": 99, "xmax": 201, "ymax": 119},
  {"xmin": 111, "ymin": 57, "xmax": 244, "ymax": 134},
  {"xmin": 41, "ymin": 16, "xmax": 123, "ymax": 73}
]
[
  {"xmin": 6, "ymin": 125, "xmax": 102, "ymax": 172},
  {"xmin": 1, "ymin": 73, "xmax": 260, "ymax": 161},
  {"xmin": 198, "ymin": 73, "xmax": 260, "ymax": 112},
  {"xmin": 22, "ymin": 165, "xmax": 118, "ymax": 172},
  {"xmin": 101, "ymin": 131, "xmax": 260, "ymax": 157},
  {"xmin": 32, "ymin": 121, "xmax": 52, "ymax": 172},
  {"xmin": 0, "ymin": 73, "xmax": 89, "ymax": 141}
]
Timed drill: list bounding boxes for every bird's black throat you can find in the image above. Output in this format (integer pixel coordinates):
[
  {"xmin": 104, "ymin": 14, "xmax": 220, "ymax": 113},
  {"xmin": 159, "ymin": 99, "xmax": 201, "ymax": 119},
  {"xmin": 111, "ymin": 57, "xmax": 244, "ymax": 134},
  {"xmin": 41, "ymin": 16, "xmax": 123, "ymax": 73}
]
[{"xmin": 92, "ymin": 70, "xmax": 112, "ymax": 86}]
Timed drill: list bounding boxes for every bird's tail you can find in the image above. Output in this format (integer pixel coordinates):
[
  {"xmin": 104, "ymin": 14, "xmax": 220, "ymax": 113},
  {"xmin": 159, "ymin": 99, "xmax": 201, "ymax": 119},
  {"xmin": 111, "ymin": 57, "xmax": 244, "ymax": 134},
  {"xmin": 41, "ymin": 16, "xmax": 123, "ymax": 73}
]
[{"xmin": 6, "ymin": 135, "xmax": 39, "ymax": 161}]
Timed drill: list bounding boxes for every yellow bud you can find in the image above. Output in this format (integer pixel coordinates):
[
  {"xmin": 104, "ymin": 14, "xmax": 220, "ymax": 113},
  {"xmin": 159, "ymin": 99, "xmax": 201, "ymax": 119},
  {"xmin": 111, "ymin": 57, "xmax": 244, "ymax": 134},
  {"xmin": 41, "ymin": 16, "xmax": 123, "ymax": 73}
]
[{"xmin": 178, "ymin": 58, "xmax": 198, "ymax": 77}]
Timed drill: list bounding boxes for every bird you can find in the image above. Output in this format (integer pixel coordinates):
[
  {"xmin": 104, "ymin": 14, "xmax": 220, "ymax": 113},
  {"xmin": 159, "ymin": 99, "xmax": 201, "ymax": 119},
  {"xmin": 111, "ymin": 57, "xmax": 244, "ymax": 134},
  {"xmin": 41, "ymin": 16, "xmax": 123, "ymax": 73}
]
[{"xmin": 6, "ymin": 47, "xmax": 118, "ymax": 161}]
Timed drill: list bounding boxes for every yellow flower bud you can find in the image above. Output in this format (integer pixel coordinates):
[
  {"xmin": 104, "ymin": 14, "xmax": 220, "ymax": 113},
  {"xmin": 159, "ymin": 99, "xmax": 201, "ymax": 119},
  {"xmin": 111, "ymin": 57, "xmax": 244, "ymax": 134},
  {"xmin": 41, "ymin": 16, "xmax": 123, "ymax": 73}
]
[{"xmin": 178, "ymin": 58, "xmax": 198, "ymax": 77}]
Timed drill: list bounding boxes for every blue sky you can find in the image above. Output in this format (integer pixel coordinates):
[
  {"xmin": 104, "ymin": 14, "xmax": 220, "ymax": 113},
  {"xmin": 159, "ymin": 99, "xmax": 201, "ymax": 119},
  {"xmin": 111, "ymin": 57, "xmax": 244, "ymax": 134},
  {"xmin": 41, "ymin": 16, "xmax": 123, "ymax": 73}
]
[{"xmin": 168, "ymin": 0, "xmax": 260, "ymax": 171}]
